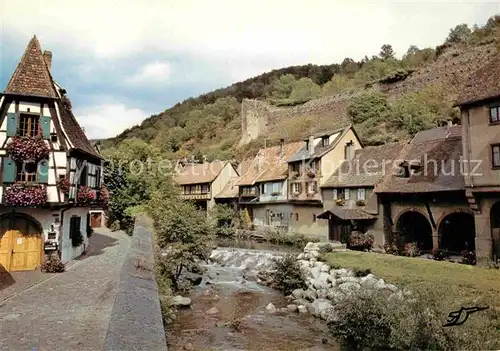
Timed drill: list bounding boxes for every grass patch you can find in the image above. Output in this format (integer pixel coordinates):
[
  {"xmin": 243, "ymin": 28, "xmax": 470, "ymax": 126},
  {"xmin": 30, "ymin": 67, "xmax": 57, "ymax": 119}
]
[{"xmin": 324, "ymin": 251, "xmax": 500, "ymax": 348}]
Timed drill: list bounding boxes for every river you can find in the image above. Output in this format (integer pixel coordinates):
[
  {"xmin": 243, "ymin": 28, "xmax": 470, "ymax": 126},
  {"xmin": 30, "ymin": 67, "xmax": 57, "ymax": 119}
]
[{"xmin": 166, "ymin": 247, "xmax": 338, "ymax": 350}]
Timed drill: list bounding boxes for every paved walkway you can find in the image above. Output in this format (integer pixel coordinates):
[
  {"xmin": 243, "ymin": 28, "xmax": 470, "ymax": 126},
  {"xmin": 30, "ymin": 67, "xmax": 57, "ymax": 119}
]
[{"xmin": 0, "ymin": 229, "xmax": 131, "ymax": 351}]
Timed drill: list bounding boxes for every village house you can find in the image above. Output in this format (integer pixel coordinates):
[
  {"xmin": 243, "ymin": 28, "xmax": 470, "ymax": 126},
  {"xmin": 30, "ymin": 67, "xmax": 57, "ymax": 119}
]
[
  {"xmin": 236, "ymin": 140, "xmax": 303, "ymax": 232},
  {"xmin": 0, "ymin": 36, "xmax": 106, "ymax": 271},
  {"xmin": 374, "ymin": 125, "xmax": 473, "ymax": 255},
  {"xmin": 318, "ymin": 143, "xmax": 405, "ymax": 246},
  {"xmin": 285, "ymin": 125, "xmax": 363, "ymax": 239},
  {"xmin": 174, "ymin": 160, "xmax": 238, "ymax": 212},
  {"xmin": 455, "ymin": 52, "xmax": 500, "ymax": 261}
]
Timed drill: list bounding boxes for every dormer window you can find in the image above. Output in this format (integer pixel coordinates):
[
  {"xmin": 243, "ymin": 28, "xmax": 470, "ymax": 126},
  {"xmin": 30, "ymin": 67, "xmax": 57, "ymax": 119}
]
[
  {"xmin": 19, "ymin": 113, "xmax": 40, "ymax": 137},
  {"xmin": 321, "ymin": 136, "xmax": 329, "ymax": 147},
  {"xmin": 490, "ymin": 106, "xmax": 500, "ymax": 124}
]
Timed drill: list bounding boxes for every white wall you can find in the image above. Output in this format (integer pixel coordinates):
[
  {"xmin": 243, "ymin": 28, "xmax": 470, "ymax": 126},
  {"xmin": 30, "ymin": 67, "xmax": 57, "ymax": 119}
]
[{"xmin": 60, "ymin": 207, "xmax": 90, "ymax": 262}]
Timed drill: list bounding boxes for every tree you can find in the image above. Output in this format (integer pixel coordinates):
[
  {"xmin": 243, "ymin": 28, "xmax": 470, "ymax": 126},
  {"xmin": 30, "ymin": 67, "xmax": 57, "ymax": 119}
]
[
  {"xmin": 289, "ymin": 77, "xmax": 321, "ymax": 103},
  {"xmin": 405, "ymin": 45, "xmax": 420, "ymax": 57},
  {"xmin": 379, "ymin": 44, "xmax": 395, "ymax": 60},
  {"xmin": 340, "ymin": 58, "xmax": 360, "ymax": 76},
  {"xmin": 347, "ymin": 91, "xmax": 391, "ymax": 125},
  {"xmin": 446, "ymin": 23, "xmax": 472, "ymax": 43},
  {"xmin": 322, "ymin": 75, "xmax": 354, "ymax": 96}
]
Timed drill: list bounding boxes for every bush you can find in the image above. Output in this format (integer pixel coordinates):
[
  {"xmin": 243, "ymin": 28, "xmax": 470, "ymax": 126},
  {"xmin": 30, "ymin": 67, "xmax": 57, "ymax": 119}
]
[
  {"xmin": 460, "ymin": 250, "xmax": 476, "ymax": 265},
  {"xmin": 432, "ymin": 248, "xmax": 449, "ymax": 261},
  {"xmin": 403, "ymin": 242, "xmax": 420, "ymax": 257},
  {"xmin": 328, "ymin": 289, "xmax": 457, "ymax": 350},
  {"xmin": 348, "ymin": 231, "xmax": 374, "ymax": 251},
  {"xmin": 71, "ymin": 230, "xmax": 84, "ymax": 247},
  {"xmin": 41, "ymin": 254, "xmax": 65, "ymax": 273},
  {"xmin": 270, "ymin": 253, "xmax": 307, "ymax": 295},
  {"xmin": 384, "ymin": 243, "xmax": 400, "ymax": 255}
]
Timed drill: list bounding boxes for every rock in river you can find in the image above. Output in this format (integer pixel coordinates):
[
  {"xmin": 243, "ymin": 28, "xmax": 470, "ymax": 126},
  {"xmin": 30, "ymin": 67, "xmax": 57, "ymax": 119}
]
[{"xmin": 172, "ymin": 295, "xmax": 191, "ymax": 307}]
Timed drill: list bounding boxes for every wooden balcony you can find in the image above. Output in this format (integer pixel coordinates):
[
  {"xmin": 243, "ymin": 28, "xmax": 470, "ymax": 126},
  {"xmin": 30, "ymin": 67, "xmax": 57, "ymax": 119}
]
[{"xmin": 180, "ymin": 193, "xmax": 211, "ymax": 200}]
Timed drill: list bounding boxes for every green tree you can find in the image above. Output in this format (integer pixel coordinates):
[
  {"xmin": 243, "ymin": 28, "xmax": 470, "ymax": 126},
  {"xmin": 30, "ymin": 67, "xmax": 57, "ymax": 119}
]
[
  {"xmin": 289, "ymin": 77, "xmax": 322, "ymax": 103},
  {"xmin": 347, "ymin": 91, "xmax": 391, "ymax": 125},
  {"xmin": 268, "ymin": 74, "xmax": 296, "ymax": 102},
  {"xmin": 405, "ymin": 45, "xmax": 420, "ymax": 57},
  {"xmin": 379, "ymin": 44, "xmax": 395, "ymax": 60},
  {"xmin": 446, "ymin": 23, "xmax": 472, "ymax": 43},
  {"xmin": 321, "ymin": 75, "xmax": 354, "ymax": 96}
]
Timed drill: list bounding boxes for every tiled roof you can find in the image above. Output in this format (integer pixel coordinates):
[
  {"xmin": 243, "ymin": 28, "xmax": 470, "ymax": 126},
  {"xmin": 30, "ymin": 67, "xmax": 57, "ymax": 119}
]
[
  {"xmin": 215, "ymin": 177, "xmax": 239, "ymax": 199},
  {"xmin": 375, "ymin": 125, "xmax": 464, "ymax": 194},
  {"xmin": 237, "ymin": 159, "xmax": 253, "ymax": 175},
  {"xmin": 4, "ymin": 36, "xmax": 57, "ymax": 98},
  {"xmin": 322, "ymin": 142, "xmax": 406, "ymax": 188},
  {"xmin": 236, "ymin": 142, "xmax": 303, "ymax": 186},
  {"xmin": 287, "ymin": 125, "xmax": 352, "ymax": 163},
  {"xmin": 318, "ymin": 207, "xmax": 377, "ymax": 220},
  {"xmin": 174, "ymin": 161, "xmax": 227, "ymax": 185},
  {"xmin": 57, "ymin": 98, "xmax": 102, "ymax": 159},
  {"xmin": 456, "ymin": 52, "xmax": 500, "ymax": 106}
]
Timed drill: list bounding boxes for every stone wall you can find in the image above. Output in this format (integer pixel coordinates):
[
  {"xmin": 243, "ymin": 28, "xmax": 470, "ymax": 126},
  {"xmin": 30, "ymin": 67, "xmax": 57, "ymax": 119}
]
[
  {"xmin": 239, "ymin": 44, "xmax": 498, "ymax": 146},
  {"xmin": 104, "ymin": 218, "xmax": 167, "ymax": 351}
]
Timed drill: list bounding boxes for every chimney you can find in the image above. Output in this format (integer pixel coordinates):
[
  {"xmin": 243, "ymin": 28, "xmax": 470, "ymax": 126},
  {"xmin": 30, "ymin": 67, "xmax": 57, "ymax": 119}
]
[
  {"xmin": 43, "ymin": 50, "xmax": 52, "ymax": 71},
  {"xmin": 279, "ymin": 138, "xmax": 284, "ymax": 156},
  {"xmin": 308, "ymin": 135, "xmax": 314, "ymax": 155},
  {"xmin": 447, "ymin": 120, "xmax": 453, "ymax": 127}
]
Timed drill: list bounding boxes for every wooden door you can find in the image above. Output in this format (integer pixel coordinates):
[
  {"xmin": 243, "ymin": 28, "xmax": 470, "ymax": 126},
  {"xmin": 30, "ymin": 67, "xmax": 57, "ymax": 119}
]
[
  {"xmin": 0, "ymin": 230, "xmax": 13, "ymax": 271},
  {"xmin": 9, "ymin": 230, "xmax": 42, "ymax": 271},
  {"xmin": 91, "ymin": 212, "xmax": 102, "ymax": 228}
]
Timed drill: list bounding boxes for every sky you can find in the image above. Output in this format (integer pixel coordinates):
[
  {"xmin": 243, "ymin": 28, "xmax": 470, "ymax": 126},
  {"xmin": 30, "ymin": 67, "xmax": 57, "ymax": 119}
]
[{"xmin": 0, "ymin": 0, "xmax": 499, "ymax": 140}]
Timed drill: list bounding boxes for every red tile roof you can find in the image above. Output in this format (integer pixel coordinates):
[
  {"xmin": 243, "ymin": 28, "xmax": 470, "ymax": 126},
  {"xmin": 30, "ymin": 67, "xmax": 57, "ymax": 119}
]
[{"xmin": 4, "ymin": 36, "xmax": 57, "ymax": 98}]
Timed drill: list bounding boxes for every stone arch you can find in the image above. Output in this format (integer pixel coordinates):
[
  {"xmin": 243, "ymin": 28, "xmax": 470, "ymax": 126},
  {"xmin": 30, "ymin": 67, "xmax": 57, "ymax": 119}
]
[
  {"xmin": 438, "ymin": 212, "xmax": 475, "ymax": 254},
  {"xmin": 0, "ymin": 212, "xmax": 43, "ymax": 235},
  {"xmin": 395, "ymin": 210, "xmax": 433, "ymax": 251}
]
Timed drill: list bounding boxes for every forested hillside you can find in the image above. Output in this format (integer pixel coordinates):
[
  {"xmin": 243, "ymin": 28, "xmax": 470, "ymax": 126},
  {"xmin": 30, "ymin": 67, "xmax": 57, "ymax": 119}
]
[{"xmin": 101, "ymin": 15, "xmax": 500, "ymax": 161}]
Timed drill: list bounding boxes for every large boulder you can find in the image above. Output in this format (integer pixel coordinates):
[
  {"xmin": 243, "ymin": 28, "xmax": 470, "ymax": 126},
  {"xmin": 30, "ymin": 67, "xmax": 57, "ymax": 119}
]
[
  {"xmin": 297, "ymin": 305, "xmax": 308, "ymax": 313},
  {"xmin": 292, "ymin": 288, "xmax": 305, "ymax": 299},
  {"xmin": 360, "ymin": 274, "xmax": 378, "ymax": 288},
  {"xmin": 320, "ymin": 263, "xmax": 330, "ymax": 272},
  {"xmin": 171, "ymin": 295, "xmax": 191, "ymax": 307},
  {"xmin": 304, "ymin": 288, "xmax": 318, "ymax": 302},
  {"xmin": 309, "ymin": 266, "xmax": 321, "ymax": 279},
  {"xmin": 313, "ymin": 272, "xmax": 330, "ymax": 290},
  {"xmin": 375, "ymin": 278, "xmax": 386, "ymax": 290},
  {"xmin": 308, "ymin": 298, "xmax": 334, "ymax": 318},
  {"xmin": 304, "ymin": 242, "xmax": 320, "ymax": 253},
  {"xmin": 265, "ymin": 303, "xmax": 277, "ymax": 314}
]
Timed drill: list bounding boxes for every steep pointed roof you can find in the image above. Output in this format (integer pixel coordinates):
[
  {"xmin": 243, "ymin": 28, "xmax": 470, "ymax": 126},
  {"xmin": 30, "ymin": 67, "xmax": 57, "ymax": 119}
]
[
  {"xmin": 4, "ymin": 35, "xmax": 57, "ymax": 98},
  {"xmin": 456, "ymin": 52, "xmax": 500, "ymax": 107}
]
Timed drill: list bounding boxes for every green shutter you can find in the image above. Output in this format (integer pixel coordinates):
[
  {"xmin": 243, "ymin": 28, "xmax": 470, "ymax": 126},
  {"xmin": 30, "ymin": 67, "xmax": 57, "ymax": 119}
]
[
  {"xmin": 38, "ymin": 160, "xmax": 49, "ymax": 184},
  {"xmin": 6, "ymin": 113, "xmax": 18, "ymax": 137},
  {"xmin": 2, "ymin": 157, "xmax": 15, "ymax": 183},
  {"xmin": 41, "ymin": 115, "xmax": 51, "ymax": 139}
]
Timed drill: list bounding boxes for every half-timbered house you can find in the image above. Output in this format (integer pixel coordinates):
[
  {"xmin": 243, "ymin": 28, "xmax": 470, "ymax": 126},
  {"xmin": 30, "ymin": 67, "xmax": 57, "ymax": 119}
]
[{"xmin": 0, "ymin": 36, "xmax": 105, "ymax": 271}]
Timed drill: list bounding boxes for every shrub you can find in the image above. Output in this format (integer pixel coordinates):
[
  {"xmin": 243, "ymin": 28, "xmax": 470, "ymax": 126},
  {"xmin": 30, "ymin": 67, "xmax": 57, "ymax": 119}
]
[
  {"xmin": 328, "ymin": 289, "xmax": 456, "ymax": 350},
  {"xmin": 270, "ymin": 253, "xmax": 307, "ymax": 295},
  {"xmin": 76, "ymin": 186, "xmax": 96, "ymax": 206},
  {"xmin": 353, "ymin": 268, "xmax": 371, "ymax": 277},
  {"xmin": 41, "ymin": 254, "xmax": 65, "ymax": 273},
  {"xmin": 348, "ymin": 231, "xmax": 374, "ymax": 251},
  {"xmin": 460, "ymin": 250, "xmax": 476, "ymax": 265},
  {"xmin": 432, "ymin": 248, "xmax": 449, "ymax": 261},
  {"xmin": 384, "ymin": 243, "xmax": 400, "ymax": 255},
  {"xmin": 72, "ymin": 230, "xmax": 84, "ymax": 247},
  {"xmin": 318, "ymin": 243, "xmax": 334, "ymax": 253},
  {"xmin": 403, "ymin": 242, "xmax": 420, "ymax": 257}
]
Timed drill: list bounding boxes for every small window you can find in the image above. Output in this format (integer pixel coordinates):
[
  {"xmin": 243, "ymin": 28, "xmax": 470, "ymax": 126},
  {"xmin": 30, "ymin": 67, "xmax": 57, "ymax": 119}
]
[
  {"xmin": 345, "ymin": 189, "xmax": 350, "ymax": 200},
  {"xmin": 16, "ymin": 162, "xmax": 37, "ymax": 183},
  {"xmin": 334, "ymin": 188, "xmax": 346, "ymax": 200},
  {"xmin": 357, "ymin": 188, "xmax": 366, "ymax": 201},
  {"xmin": 321, "ymin": 136, "xmax": 329, "ymax": 147},
  {"xmin": 308, "ymin": 181, "xmax": 317, "ymax": 193},
  {"xmin": 291, "ymin": 182, "xmax": 301, "ymax": 194},
  {"xmin": 490, "ymin": 106, "xmax": 500, "ymax": 124},
  {"xmin": 492, "ymin": 144, "xmax": 500, "ymax": 168},
  {"xmin": 79, "ymin": 164, "xmax": 88, "ymax": 186},
  {"xmin": 295, "ymin": 213, "xmax": 299, "ymax": 221},
  {"xmin": 19, "ymin": 114, "xmax": 40, "ymax": 137}
]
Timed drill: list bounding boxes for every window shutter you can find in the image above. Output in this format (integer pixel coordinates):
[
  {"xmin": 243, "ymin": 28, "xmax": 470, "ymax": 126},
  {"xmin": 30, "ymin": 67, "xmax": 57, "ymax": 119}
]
[
  {"xmin": 38, "ymin": 160, "xmax": 49, "ymax": 184},
  {"xmin": 2, "ymin": 157, "xmax": 16, "ymax": 183},
  {"xmin": 345, "ymin": 189, "xmax": 350, "ymax": 200},
  {"xmin": 263, "ymin": 183, "xmax": 268, "ymax": 194},
  {"xmin": 69, "ymin": 217, "xmax": 76, "ymax": 239},
  {"xmin": 41, "ymin": 116, "xmax": 51, "ymax": 139},
  {"xmin": 6, "ymin": 113, "xmax": 18, "ymax": 137},
  {"xmin": 333, "ymin": 189, "xmax": 338, "ymax": 200},
  {"xmin": 358, "ymin": 188, "xmax": 365, "ymax": 200}
]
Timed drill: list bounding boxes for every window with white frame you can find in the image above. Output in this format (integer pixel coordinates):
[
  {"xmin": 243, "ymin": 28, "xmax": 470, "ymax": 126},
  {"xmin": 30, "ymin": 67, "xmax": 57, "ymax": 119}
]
[
  {"xmin": 344, "ymin": 188, "xmax": 350, "ymax": 200},
  {"xmin": 292, "ymin": 182, "xmax": 301, "ymax": 193},
  {"xmin": 272, "ymin": 182, "xmax": 281, "ymax": 194},
  {"xmin": 357, "ymin": 188, "xmax": 365, "ymax": 201},
  {"xmin": 308, "ymin": 181, "xmax": 317, "ymax": 193}
]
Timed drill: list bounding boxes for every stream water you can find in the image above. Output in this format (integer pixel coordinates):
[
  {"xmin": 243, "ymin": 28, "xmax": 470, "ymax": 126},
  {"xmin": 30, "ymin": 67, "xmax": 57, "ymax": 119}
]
[{"xmin": 166, "ymin": 248, "xmax": 338, "ymax": 351}]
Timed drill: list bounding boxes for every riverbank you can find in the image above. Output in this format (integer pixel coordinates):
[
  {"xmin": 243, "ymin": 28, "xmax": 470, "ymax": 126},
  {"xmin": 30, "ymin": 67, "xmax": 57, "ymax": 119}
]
[{"xmin": 166, "ymin": 248, "xmax": 337, "ymax": 350}]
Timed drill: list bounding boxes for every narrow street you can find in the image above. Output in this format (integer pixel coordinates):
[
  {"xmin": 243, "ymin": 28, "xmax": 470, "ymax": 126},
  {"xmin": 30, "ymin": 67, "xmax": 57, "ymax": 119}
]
[{"xmin": 0, "ymin": 229, "xmax": 131, "ymax": 351}]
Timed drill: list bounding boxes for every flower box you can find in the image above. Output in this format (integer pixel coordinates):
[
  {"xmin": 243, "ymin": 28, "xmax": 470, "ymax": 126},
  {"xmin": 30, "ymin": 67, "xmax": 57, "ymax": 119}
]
[
  {"xmin": 6, "ymin": 136, "xmax": 50, "ymax": 162},
  {"xmin": 356, "ymin": 200, "xmax": 366, "ymax": 206},
  {"xmin": 4, "ymin": 182, "xmax": 47, "ymax": 207},
  {"xmin": 76, "ymin": 185, "xmax": 96, "ymax": 207},
  {"xmin": 57, "ymin": 176, "xmax": 71, "ymax": 195},
  {"xmin": 335, "ymin": 198, "xmax": 345, "ymax": 206}
]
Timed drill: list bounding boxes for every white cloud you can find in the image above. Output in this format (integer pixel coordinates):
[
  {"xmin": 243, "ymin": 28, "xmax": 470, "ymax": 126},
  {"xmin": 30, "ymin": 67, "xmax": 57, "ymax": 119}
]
[
  {"xmin": 127, "ymin": 62, "xmax": 172, "ymax": 84},
  {"xmin": 73, "ymin": 104, "xmax": 150, "ymax": 139}
]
